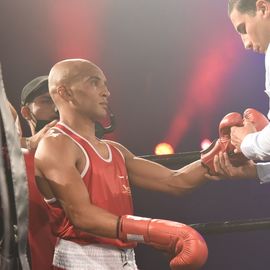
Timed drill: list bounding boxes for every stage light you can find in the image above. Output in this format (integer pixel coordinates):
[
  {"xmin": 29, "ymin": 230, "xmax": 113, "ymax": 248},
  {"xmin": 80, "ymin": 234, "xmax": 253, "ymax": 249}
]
[
  {"xmin": 201, "ymin": 138, "xmax": 211, "ymax": 150},
  {"xmin": 155, "ymin": 142, "xmax": 174, "ymax": 155}
]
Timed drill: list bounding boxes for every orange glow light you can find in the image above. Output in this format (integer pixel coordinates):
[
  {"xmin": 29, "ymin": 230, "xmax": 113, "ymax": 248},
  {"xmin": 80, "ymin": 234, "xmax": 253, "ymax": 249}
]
[{"xmin": 155, "ymin": 143, "xmax": 174, "ymax": 155}]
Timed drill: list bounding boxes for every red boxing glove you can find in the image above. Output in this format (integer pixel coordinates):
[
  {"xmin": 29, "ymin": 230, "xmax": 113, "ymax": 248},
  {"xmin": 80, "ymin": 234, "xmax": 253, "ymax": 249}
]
[
  {"xmin": 201, "ymin": 112, "xmax": 247, "ymax": 175},
  {"xmin": 243, "ymin": 108, "xmax": 269, "ymax": 131},
  {"xmin": 118, "ymin": 215, "xmax": 208, "ymax": 270}
]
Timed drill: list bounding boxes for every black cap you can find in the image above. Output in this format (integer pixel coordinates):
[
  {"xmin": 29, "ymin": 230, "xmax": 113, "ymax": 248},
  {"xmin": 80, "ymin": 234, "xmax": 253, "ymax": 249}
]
[{"xmin": 21, "ymin": 75, "xmax": 48, "ymax": 105}]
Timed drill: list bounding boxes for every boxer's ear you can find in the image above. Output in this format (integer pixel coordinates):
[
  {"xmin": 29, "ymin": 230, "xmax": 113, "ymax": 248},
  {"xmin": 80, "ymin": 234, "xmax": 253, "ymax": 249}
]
[{"xmin": 57, "ymin": 85, "xmax": 73, "ymax": 102}]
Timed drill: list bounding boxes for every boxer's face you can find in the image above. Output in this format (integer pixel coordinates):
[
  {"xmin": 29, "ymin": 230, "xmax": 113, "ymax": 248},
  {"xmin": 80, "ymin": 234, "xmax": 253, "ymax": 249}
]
[
  {"xmin": 73, "ymin": 66, "xmax": 110, "ymax": 121},
  {"xmin": 29, "ymin": 92, "xmax": 58, "ymax": 121},
  {"xmin": 230, "ymin": 4, "xmax": 270, "ymax": 54}
]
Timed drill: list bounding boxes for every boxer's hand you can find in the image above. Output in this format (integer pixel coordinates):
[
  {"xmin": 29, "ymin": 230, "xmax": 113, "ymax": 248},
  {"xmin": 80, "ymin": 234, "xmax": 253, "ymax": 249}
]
[
  {"xmin": 201, "ymin": 112, "xmax": 246, "ymax": 175},
  {"xmin": 118, "ymin": 215, "xmax": 208, "ymax": 270},
  {"xmin": 232, "ymin": 108, "xmax": 269, "ymax": 154}
]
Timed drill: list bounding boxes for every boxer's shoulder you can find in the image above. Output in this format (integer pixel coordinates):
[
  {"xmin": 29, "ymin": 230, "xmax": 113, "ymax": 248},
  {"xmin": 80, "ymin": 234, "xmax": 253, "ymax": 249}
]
[{"xmin": 36, "ymin": 128, "xmax": 79, "ymax": 161}]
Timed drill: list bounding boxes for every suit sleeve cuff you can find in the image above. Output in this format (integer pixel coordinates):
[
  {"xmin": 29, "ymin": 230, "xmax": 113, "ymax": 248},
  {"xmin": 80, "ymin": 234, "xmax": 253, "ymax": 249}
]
[
  {"xmin": 256, "ymin": 163, "xmax": 270, "ymax": 184},
  {"xmin": 240, "ymin": 133, "xmax": 259, "ymax": 159}
]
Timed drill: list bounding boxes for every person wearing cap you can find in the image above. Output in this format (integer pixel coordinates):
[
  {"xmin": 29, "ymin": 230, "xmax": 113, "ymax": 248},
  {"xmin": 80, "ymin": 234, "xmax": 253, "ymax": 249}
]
[
  {"xmin": 20, "ymin": 76, "xmax": 58, "ymax": 270},
  {"xmin": 20, "ymin": 75, "xmax": 58, "ymax": 151}
]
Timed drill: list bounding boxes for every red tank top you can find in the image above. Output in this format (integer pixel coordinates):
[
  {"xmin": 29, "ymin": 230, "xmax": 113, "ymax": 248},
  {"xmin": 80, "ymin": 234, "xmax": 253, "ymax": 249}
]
[
  {"xmin": 23, "ymin": 149, "xmax": 56, "ymax": 270},
  {"xmin": 46, "ymin": 122, "xmax": 135, "ymax": 248}
]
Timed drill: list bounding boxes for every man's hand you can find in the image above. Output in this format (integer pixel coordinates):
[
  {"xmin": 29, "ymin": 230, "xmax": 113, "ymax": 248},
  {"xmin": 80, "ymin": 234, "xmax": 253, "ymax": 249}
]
[
  {"xmin": 201, "ymin": 112, "xmax": 246, "ymax": 175},
  {"xmin": 24, "ymin": 120, "xmax": 57, "ymax": 150},
  {"xmin": 231, "ymin": 108, "xmax": 269, "ymax": 154},
  {"xmin": 231, "ymin": 123, "xmax": 256, "ymax": 154},
  {"xmin": 206, "ymin": 152, "xmax": 257, "ymax": 181}
]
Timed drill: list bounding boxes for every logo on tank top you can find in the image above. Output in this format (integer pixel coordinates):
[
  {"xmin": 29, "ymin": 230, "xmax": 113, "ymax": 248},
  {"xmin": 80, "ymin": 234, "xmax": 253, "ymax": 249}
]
[
  {"xmin": 122, "ymin": 184, "xmax": 131, "ymax": 195},
  {"xmin": 118, "ymin": 175, "xmax": 131, "ymax": 195}
]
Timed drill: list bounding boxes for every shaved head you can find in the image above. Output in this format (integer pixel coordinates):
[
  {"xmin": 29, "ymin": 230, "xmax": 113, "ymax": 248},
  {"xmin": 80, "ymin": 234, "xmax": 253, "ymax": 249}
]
[
  {"xmin": 48, "ymin": 59, "xmax": 102, "ymax": 108},
  {"xmin": 48, "ymin": 59, "xmax": 99, "ymax": 94},
  {"xmin": 47, "ymin": 58, "xmax": 109, "ymax": 123}
]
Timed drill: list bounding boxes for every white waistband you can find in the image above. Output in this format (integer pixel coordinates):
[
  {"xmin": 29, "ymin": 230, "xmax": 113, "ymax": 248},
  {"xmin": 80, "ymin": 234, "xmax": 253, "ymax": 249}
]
[{"xmin": 53, "ymin": 239, "xmax": 138, "ymax": 270}]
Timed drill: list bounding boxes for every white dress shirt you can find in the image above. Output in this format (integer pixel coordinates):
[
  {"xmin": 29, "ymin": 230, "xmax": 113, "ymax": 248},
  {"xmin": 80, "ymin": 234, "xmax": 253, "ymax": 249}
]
[{"xmin": 240, "ymin": 43, "xmax": 270, "ymax": 183}]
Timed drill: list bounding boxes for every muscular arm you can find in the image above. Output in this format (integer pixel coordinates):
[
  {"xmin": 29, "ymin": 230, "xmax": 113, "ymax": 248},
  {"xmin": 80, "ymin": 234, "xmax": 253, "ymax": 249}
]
[
  {"xmin": 108, "ymin": 141, "xmax": 208, "ymax": 196},
  {"xmin": 35, "ymin": 133, "xmax": 119, "ymax": 238}
]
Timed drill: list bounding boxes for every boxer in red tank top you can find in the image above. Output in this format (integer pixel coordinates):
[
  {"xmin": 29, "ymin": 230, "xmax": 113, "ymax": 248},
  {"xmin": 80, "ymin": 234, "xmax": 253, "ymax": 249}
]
[
  {"xmin": 46, "ymin": 122, "xmax": 135, "ymax": 248},
  {"xmin": 34, "ymin": 59, "xmax": 209, "ymax": 270}
]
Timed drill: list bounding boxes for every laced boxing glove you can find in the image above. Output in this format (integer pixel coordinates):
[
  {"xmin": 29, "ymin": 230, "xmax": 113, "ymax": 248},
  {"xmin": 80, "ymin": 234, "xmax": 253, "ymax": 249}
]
[
  {"xmin": 200, "ymin": 112, "xmax": 247, "ymax": 175},
  {"xmin": 201, "ymin": 109, "xmax": 269, "ymax": 175},
  {"xmin": 118, "ymin": 215, "xmax": 208, "ymax": 270}
]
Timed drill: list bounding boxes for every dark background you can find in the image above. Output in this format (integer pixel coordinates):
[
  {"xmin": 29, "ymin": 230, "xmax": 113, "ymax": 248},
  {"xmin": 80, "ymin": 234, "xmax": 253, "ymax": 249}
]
[{"xmin": 1, "ymin": 1, "xmax": 270, "ymax": 269}]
